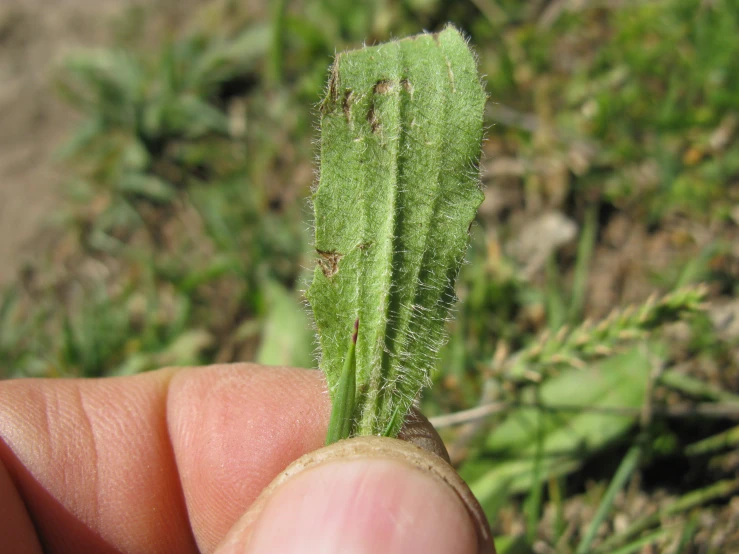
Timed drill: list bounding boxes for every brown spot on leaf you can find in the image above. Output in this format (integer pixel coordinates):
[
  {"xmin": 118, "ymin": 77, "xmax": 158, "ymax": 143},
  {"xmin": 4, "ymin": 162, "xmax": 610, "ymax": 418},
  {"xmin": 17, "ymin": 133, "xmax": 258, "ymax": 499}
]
[
  {"xmin": 342, "ymin": 89, "xmax": 353, "ymax": 122},
  {"xmin": 367, "ymin": 101, "xmax": 380, "ymax": 133},
  {"xmin": 320, "ymin": 65, "xmax": 340, "ymax": 116},
  {"xmin": 317, "ymin": 249, "xmax": 343, "ymax": 278},
  {"xmin": 374, "ymin": 79, "xmax": 392, "ymax": 94},
  {"xmin": 400, "ymin": 78, "xmax": 413, "ymax": 94}
]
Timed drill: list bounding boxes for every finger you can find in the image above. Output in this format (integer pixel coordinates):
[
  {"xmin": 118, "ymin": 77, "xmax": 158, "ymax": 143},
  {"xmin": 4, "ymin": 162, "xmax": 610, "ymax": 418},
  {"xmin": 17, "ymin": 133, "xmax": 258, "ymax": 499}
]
[
  {"xmin": 0, "ymin": 367, "xmax": 198, "ymax": 553},
  {"xmin": 0, "ymin": 365, "xmax": 494, "ymax": 554},
  {"xmin": 397, "ymin": 407, "xmax": 451, "ymax": 463},
  {"xmin": 215, "ymin": 437, "xmax": 495, "ymax": 554},
  {"xmin": 0, "ymin": 364, "xmax": 330, "ymax": 553},
  {"xmin": 166, "ymin": 364, "xmax": 330, "ymax": 552},
  {"xmin": 0, "ymin": 451, "xmax": 41, "ymax": 553}
]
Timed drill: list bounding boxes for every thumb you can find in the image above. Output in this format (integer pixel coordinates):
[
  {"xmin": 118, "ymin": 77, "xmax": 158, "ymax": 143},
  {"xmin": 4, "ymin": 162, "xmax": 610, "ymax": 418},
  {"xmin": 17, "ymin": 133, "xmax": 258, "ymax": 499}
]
[{"xmin": 215, "ymin": 436, "xmax": 496, "ymax": 554}]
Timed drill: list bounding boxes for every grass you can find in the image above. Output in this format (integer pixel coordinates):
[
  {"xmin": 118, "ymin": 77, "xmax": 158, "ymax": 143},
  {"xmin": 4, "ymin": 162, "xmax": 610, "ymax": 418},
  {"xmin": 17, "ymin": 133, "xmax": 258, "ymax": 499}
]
[{"xmin": 2, "ymin": 0, "xmax": 738, "ymax": 551}]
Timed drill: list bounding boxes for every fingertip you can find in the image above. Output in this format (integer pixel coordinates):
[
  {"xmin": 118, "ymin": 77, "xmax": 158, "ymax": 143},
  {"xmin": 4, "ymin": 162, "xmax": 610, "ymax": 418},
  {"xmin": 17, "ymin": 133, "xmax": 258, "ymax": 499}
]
[
  {"xmin": 216, "ymin": 437, "xmax": 495, "ymax": 554},
  {"xmin": 220, "ymin": 459, "xmax": 477, "ymax": 554}
]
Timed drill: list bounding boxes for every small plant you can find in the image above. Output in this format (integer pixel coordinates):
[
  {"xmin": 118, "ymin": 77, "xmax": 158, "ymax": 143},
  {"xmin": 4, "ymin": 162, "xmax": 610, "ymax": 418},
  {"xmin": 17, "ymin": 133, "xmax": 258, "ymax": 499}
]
[
  {"xmin": 505, "ymin": 285, "xmax": 709, "ymax": 383},
  {"xmin": 307, "ymin": 25, "xmax": 486, "ymax": 442},
  {"xmin": 55, "ymin": 25, "xmax": 272, "ymax": 239}
]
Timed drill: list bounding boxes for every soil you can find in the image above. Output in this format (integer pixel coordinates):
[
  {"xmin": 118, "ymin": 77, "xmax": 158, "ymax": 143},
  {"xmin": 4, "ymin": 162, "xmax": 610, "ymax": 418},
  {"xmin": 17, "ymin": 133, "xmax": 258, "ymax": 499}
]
[{"xmin": 0, "ymin": 0, "xmax": 131, "ymax": 285}]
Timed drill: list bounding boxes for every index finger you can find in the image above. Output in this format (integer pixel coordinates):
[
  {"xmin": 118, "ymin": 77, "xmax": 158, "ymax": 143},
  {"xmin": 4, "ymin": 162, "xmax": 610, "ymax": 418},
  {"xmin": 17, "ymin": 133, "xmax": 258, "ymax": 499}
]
[{"xmin": 0, "ymin": 364, "xmax": 331, "ymax": 553}]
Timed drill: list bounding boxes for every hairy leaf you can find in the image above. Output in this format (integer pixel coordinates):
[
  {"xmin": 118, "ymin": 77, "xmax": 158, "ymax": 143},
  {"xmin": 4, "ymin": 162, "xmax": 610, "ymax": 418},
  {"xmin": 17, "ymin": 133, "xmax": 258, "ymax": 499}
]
[{"xmin": 307, "ymin": 25, "xmax": 486, "ymax": 437}]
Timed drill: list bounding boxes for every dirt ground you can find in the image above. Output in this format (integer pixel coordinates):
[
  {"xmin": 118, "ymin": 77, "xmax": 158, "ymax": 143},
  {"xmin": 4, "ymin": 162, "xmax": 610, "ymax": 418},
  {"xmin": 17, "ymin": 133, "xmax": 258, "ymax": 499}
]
[{"xmin": 0, "ymin": 0, "xmax": 141, "ymax": 286}]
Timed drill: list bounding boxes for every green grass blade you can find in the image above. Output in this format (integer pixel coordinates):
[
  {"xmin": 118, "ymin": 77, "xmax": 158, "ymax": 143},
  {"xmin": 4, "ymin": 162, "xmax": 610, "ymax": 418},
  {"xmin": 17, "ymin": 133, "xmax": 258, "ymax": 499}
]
[
  {"xmin": 307, "ymin": 25, "xmax": 486, "ymax": 437},
  {"xmin": 545, "ymin": 254, "xmax": 567, "ymax": 332},
  {"xmin": 660, "ymin": 369, "xmax": 739, "ymax": 404},
  {"xmin": 672, "ymin": 514, "xmax": 699, "ymax": 554},
  {"xmin": 608, "ymin": 528, "xmax": 669, "ymax": 554},
  {"xmin": 268, "ymin": 0, "xmax": 287, "ymax": 86},
  {"xmin": 525, "ymin": 400, "xmax": 545, "ymax": 544},
  {"xmin": 595, "ymin": 478, "xmax": 739, "ymax": 553},
  {"xmin": 568, "ymin": 204, "xmax": 597, "ymax": 324},
  {"xmin": 548, "ymin": 477, "xmax": 566, "ymax": 545},
  {"xmin": 325, "ymin": 319, "xmax": 358, "ymax": 445},
  {"xmin": 685, "ymin": 424, "xmax": 739, "ymax": 456},
  {"xmin": 576, "ymin": 444, "xmax": 642, "ymax": 554}
]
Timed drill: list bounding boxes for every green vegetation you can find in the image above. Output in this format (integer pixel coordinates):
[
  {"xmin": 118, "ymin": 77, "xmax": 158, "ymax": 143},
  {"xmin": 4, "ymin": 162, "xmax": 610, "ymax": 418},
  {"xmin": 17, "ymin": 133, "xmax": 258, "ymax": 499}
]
[
  {"xmin": 2, "ymin": 0, "xmax": 738, "ymax": 551},
  {"xmin": 310, "ymin": 26, "xmax": 486, "ymax": 440}
]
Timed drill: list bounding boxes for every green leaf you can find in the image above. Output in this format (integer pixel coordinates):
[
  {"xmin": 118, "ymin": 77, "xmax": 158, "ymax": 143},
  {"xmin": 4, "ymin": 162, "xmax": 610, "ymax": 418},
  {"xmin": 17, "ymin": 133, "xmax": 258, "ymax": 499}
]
[
  {"xmin": 187, "ymin": 25, "xmax": 272, "ymax": 95},
  {"xmin": 118, "ymin": 173, "xmax": 176, "ymax": 202},
  {"xmin": 112, "ymin": 329, "xmax": 212, "ymax": 376},
  {"xmin": 306, "ymin": 25, "xmax": 486, "ymax": 437},
  {"xmin": 465, "ymin": 346, "xmax": 655, "ymax": 504},
  {"xmin": 256, "ymin": 281, "xmax": 316, "ymax": 369},
  {"xmin": 163, "ymin": 95, "xmax": 231, "ymax": 138}
]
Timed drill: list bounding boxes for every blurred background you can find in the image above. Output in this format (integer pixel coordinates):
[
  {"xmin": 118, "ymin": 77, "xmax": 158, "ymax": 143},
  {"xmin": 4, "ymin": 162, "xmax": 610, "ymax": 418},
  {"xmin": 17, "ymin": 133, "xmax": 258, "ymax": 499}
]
[{"xmin": 1, "ymin": 0, "xmax": 738, "ymax": 551}]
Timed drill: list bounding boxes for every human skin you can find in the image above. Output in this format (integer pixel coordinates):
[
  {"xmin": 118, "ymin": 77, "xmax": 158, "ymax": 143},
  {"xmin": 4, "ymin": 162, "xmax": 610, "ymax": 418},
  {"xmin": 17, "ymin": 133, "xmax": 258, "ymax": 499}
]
[{"xmin": 0, "ymin": 363, "xmax": 494, "ymax": 553}]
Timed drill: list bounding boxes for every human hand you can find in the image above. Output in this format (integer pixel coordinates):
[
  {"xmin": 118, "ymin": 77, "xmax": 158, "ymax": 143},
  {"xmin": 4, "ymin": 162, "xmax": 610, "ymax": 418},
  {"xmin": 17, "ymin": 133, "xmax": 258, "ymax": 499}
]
[{"xmin": 0, "ymin": 364, "xmax": 494, "ymax": 553}]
